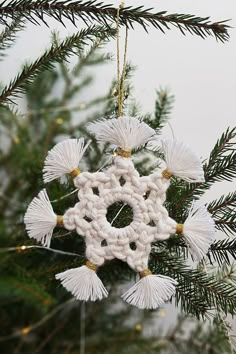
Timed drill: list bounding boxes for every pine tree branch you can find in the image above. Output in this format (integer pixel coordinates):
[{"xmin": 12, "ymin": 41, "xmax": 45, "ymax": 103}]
[
  {"xmin": 215, "ymin": 220, "xmax": 236, "ymax": 237},
  {"xmin": 0, "ymin": 25, "xmax": 115, "ymax": 105},
  {"xmin": 208, "ymin": 191, "xmax": 236, "ymax": 236},
  {"xmin": 215, "ymin": 263, "xmax": 236, "ymax": 285},
  {"xmin": 0, "ymin": 1, "xmax": 230, "ymax": 42},
  {"xmin": 208, "ymin": 191, "xmax": 236, "ymax": 214},
  {"xmin": 0, "ymin": 16, "xmax": 25, "ymax": 59},
  {"xmin": 158, "ymin": 236, "xmax": 236, "ymax": 267},
  {"xmin": 171, "ymin": 127, "xmax": 236, "ymax": 214},
  {"xmin": 209, "ymin": 239, "xmax": 236, "ymax": 265},
  {"xmin": 144, "ymin": 89, "xmax": 174, "ymax": 131},
  {"xmin": 151, "ymin": 250, "xmax": 236, "ymax": 317},
  {"xmin": 155, "ymin": 89, "xmax": 174, "ymax": 127}
]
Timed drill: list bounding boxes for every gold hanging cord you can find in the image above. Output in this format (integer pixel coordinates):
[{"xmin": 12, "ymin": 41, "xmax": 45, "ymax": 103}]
[{"xmin": 116, "ymin": 1, "xmax": 128, "ymax": 117}]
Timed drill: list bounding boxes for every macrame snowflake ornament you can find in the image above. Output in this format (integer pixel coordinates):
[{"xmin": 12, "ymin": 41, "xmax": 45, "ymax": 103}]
[{"xmin": 24, "ymin": 116, "xmax": 215, "ymax": 309}]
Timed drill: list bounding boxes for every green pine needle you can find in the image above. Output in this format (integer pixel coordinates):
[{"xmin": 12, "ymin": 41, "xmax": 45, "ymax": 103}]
[
  {"xmin": 151, "ymin": 250, "xmax": 236, "ymax": 318},
  {"xmin": 168, "ymin": 127, "xmax": 236, "ymax": 218},
  {"xmin": 0, "ymin": 16, "xmax": 25, "ymax": 59},
  {"xmin": 0, "ymin": 25, "xmax": 115, "ymax": 105},
  {"xmin": 0, "ymin": 1, "xmax": 230, "ymax": 42}
]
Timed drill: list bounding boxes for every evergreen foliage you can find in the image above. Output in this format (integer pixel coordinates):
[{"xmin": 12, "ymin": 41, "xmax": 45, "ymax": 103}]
[
  {"xmin": 0, "ymin": 1, "xmax": 230, "ymax": 42},
  {"xmin": 0, "ymin": 16, "xmax": 25, "ymax": 59}
]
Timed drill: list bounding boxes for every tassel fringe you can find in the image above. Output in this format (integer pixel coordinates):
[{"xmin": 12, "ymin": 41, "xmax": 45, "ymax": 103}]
[
  {"xmin": 87, "ymin": 116, "xmax": 155, "ymax": 151},
  {"xmin": 43, "ymin": 138, "xmax": 90, "ymax": 183},
  {"xmin": 121, "ymin": 274, "xmax": 177, "ymax": 309},
  {"xmin": 182, "ymin": 202, "xmax": 215, "ymax": 261},
  {"xmin": 24, "ymin": 189, "xmax": 56, "ymax": 247},
  {"xmin": 56, "ymin": 266, "xmax": 108, "ymax": 301},
  {"xmin": 162, "ymin": 140, "xmax": 205, "ymax": 182}
]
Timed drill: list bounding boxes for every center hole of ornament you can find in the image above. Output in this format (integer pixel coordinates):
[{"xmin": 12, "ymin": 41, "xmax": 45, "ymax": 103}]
[{"xmin": 106, "ymin": 202, "xmax": 134, "ymax": 228}]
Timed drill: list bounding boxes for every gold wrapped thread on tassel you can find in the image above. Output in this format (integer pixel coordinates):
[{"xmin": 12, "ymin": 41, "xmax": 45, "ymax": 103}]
[
  {"xmin": 56, "ymin": 215, "xmax": 64, "ymax": 227},
  {"xmin": 176, "ymin": 223, "xmax": 184, "ymax": 235},
  {"xmin": 139, "ymin": 268, "xmax": 152, "ymax": 278},
  {"xmin": 69, "ymin": 167, "xmax": 81, "ymax": 179},
  {"xmin": 86, "ymin": 260, "xmax": 98, "ymax": 272},
  {"xmin": 116, "ymin": 147, "xmax": 131, "ymax": 158},
  {"xmin": 162, "ymin": 169, "xmax": 172, "ymax": 179}
]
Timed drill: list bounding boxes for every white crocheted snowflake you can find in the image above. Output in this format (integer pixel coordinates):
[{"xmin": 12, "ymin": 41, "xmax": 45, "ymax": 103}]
[{"xmin": 63, "ymin": 156, "xmax": 175, "ymax": 272}]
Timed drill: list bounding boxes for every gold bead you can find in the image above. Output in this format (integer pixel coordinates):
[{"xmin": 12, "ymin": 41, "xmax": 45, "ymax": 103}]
[{"xmin": 69, "ymin": 167, "xmax": 81, "ymax": 179}]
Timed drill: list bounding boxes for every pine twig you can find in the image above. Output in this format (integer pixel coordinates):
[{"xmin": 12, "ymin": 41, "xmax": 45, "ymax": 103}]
[
  {"xmin": 0, "ymin": 1, "xmax": 230, "ymax": 42},
  {"xmin": 0, "ymin": 16, "xmax": 25, "ymax": 59},
  {"xmin": 208, "ymin": 191, "xmax": 236, "ymax": 236},
  {"xmin": 0, "ymin": 25, "xmax": 115, "ymax": 105},
  {"xmin": 208, "ymin": 191, "xmax": 236, "ymax": 214},
  {"xmin": 172, "ymin": 127, "xmax": 236, "ymax": 212},
  {"xmin": 151, "ymin": 250, "xmax": 236, "ymax": 317},
  {"xmin": 145, "ymin": 89, "xmax": 174, "ymax": 131}
]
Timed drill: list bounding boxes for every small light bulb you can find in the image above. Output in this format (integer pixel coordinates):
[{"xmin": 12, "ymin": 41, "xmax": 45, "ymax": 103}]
[
  {"xmin": 159, "ymin": 309, "xmax": 166, "ymax": 318},
  {"xmin": 135, "ymin": 323, "xmax": 142, "ymax": 332},
  {"xmin": 78, "ymin": 103, "xmax": 86, "ymax": 109},
  {"xmin": 55, "ymin": 118, "xmax": 63, "ymax": 125},
  {"xmin": 22, "ymin": 327, "xmax": 31, "ymax": 335},
  {"xmin": 13, "ymin": 136, "xmax": 20, "ymax": 144}
]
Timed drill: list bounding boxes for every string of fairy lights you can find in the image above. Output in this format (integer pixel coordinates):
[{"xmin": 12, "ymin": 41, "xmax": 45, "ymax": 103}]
[
  {"xmin": 0, "ymin": 299, "xmax": 76, "ymax": 343},
  {"xmin": 0, "ymin": 244, "xmax": 82, "ymax": 257},
  {"xmin": 0, "ymin": 243, "xmax": 85, "ymax": 344}
]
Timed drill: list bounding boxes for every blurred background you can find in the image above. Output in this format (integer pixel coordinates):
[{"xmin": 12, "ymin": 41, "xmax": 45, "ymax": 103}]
[{"xmin": 0, "ymin": 0, "xmax": 236, "ymax": 353}]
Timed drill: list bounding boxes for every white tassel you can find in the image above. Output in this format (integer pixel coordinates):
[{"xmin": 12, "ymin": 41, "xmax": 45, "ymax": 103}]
[
  {"xmin": 43, "ymin": 138, "xmax": 90, "ymax": 183},
  {"xmin": 162, "ymin": 140, "xmax": 205, "ymax": 182},
  {"xmin": 181, "ymin": 202, "xmax": 215, "ymax": 261},
  {"xmin": 24, "ymin": 189, "xmax": 56, "ymax": 247},
  {"xmin": 87, "ymin": 116, "xmax": 155, "ymax": 151},
  {"xmin": 121, "ymin": 275, "xmax": 177, "ymax": 309},
  {"xmin": 56, "ymin": 266, "xmax": 108, "ymax": 301}
]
